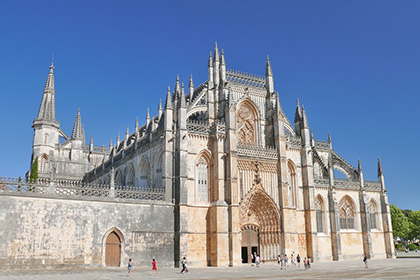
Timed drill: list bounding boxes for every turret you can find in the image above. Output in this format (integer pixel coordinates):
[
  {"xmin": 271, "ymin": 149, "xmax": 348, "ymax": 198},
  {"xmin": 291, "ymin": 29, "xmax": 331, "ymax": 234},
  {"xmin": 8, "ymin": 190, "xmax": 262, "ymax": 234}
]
[
  {"xmin": 266, "ymin": 55, "xmax": 274, "ymax": 93},
  {"xmin": 31, "ymin": 62, "xmax": 61, "ymax": 174},
  {"xmin": 208, "ymin": 52, "xmax": 214, "ymax": 88},
  {"xmin": 165, "ymin": 86, "xmax": 173, "ymax": 110}
]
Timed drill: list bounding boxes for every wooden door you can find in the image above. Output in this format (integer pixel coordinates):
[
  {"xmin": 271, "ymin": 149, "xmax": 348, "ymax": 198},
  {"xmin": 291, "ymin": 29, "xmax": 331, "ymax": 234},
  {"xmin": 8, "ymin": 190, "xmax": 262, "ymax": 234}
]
[{"xmin": 105, "ymin": 232, "xmax": 121, "ymax": 267}]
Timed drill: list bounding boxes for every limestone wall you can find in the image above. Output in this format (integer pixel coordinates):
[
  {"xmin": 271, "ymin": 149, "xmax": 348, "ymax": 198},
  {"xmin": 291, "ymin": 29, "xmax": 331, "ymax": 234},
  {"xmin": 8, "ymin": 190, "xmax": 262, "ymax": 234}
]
[{"xmin": 0, "ymin": 194, "xmax": 174, "ymax": 268}]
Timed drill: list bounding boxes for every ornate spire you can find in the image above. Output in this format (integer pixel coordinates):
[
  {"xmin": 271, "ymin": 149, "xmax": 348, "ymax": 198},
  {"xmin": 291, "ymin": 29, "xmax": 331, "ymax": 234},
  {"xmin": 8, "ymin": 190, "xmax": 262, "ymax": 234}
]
[
  {"xmin": 180, "ymin": 83, "xmax": 186, "ymax": 108},
  {"xmin": 175, "ymin": 75, "xmax": 181, "ymax": 94},
  {"xmin": 89, "ymin": 136, "xmax": 94, "ymax": 152},
  {"xmin": 189, "ymin": 74, "xmax": 194, "ymax": 95},
  {"xmin": 221, "ymin": 49, "xmax": 225, "ymax": 66},
  {"xmin": 294, "ymin": 98, "xmax": 302, "ymax": 123},
  {"xmin": 208, "ymin": 52, "xmax": 213, "ymax": 67},
  {"xmin": 37, "ymin": 62, "xmax": 56, "ymax": 120},
  {"xmin": 71, "ymin": 109, "xmax": 83, "ymax": 140},
  {"xmin": 266, "ymin": 55, "xmax": 273, "ymax": 77},
  {"xmin": 165, "ymin": 86, "xmax": 173, "ymax": 109},
  {"xmin": 301, "ymin": 105, "xmax": 309, "ymax": 128},
  {"xmin": 214, "ymin": 41, "xmax": 219, "ymax": 62},
  {"xmin": 158, "ymin": 99, "xmax": 162, "ymax": 119},
  {"xmin": 378, "ymin": 158, "xmax": 383, "ymax": 177}
]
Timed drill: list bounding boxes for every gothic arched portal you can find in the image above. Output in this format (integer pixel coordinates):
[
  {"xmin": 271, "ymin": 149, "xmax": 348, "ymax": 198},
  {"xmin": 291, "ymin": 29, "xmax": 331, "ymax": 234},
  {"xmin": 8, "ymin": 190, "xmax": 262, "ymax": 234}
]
[{"xmin": 239, "ymin": 185, "xmax": 281, "ymax": 261}]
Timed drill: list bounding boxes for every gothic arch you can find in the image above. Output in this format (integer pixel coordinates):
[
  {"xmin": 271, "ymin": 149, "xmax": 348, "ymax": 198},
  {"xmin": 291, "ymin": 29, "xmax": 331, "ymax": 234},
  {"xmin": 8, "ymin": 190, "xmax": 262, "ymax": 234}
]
[
  {"xmin": 368, "ymin": 199, "xmax": 378, "ymax": 230},
  {"xmin": 39, "ymin": 154, "xmax": 49, "ymax": 174},
  {"xmin": 115, "ymin": 169, "xmax": 123, "ymax": 186},
  {"xmin": 237, "ymin": 99, "xmax": 260, "ymax": 145},
  {"xmin": 153, "ymin": 151, "xmax": 164, "ymax": 189},
  {"xmin": 196, "ymin": 150, "xmax": 211, "ymax": 202},
  {"xmin": 240, "ymin": 186, "xmax": 281, "ymax": 260},
  {"xmin": 139, "ymin": 156, "xmax": 151, "ymax": 188},
  {"xmin": 126, "ymin": 163, "xmax": 135, "ymax": 187},
  {"xmin": 339, "ymin": 195, "xmax": 356, "ymax": 230},
  {"xmin": 102, "ymin": 227, "xmax": 125, "ymax": 267},
  {"xmin": 315, "ymin": 195, "xmax": 325, "ymax": 233}
]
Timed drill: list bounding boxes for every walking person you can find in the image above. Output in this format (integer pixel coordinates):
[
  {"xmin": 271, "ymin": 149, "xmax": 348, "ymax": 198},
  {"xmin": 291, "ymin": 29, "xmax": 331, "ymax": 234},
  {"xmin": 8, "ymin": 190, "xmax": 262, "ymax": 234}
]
[
  {"xmin": 363, "ymin": 254, "xmax": 368, "ymax": 268},
  {"xmin": 304, "ymin": 257, "xmax": 308, "ymax": 270},
  {"xmin": 297, "ymin": 254, "xmax": 301, "ymax": 268},
  {"xmin": 307, "ymin": 256, "xmax": 311, "ymax": 269},
  {"xmin": 180, "ymin": 257, "xmax": 187, "ymax": 274},
  {"xmin": 256, "ymin": 254, "xmax": 260, "ymax": 268},
  {"xmin": 152, "ymin": 258, "xmax": 158, "ymax": 275},
  {"xmin": 284, "ymin": 254, "xmax": 288, "ymax": 267},
  {"xmin": 277, "ymin": 255, "xmax": 281, "ymax": 267},
  {"xmin": 291, "ymin": 253, "xmax": 295, "ymax": 266},
  {"xmin": 127, "ymin": 258, "xmax": 133, "ymax": 277}
]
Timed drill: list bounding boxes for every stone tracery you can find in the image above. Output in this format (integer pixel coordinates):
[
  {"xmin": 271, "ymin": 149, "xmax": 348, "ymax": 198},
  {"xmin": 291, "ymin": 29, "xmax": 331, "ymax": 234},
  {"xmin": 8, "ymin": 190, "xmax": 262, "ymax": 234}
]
[{"xmin": 237, "ymin": 102, "xmax": 257, "ymax": 144}]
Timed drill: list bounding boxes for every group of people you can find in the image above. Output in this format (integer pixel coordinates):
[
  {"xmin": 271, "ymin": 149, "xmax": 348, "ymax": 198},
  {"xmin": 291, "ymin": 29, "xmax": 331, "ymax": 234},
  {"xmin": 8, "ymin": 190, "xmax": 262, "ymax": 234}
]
[
  {"xmin": 127, "ymin": 258, "xmax": 158, "ymax": 277},
  {"xmin": 276, "ymin": 253, "xmax": 311, "ymax": 270},
  {"xmin": 126, "ymin": 256, "xmax": 189, "ymax": 277}
]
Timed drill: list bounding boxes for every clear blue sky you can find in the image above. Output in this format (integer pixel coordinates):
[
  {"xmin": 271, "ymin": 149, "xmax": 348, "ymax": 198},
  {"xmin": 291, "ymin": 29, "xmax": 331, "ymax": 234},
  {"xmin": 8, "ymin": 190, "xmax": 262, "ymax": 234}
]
[{"xmin": 0, "ymin": 1, "xmax": 418, "ymax": 210}]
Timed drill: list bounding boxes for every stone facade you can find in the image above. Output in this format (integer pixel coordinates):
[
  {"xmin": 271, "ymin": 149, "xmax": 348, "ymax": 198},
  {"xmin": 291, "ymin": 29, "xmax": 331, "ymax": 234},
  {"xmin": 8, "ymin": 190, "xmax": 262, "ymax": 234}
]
[{"xmin": 0, "ymin": 43, "xmax": 394, "ymax": 268}]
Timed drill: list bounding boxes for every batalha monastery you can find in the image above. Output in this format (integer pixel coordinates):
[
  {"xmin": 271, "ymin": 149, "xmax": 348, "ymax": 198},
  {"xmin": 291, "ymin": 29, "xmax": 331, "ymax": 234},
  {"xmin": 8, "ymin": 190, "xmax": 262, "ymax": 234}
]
[{"xmin": 0, "ymin": 43, "xmax": 394, "ymax": 268}]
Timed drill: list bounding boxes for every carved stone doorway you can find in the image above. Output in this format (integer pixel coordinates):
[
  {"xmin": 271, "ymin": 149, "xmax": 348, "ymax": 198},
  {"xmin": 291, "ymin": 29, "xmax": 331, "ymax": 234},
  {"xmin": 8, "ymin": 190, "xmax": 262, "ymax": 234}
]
[
  {"xmin": 241, "ymin": 225, "xmax": 259, "ymax": 263},
  {"xmin": 240, "ymin": 183, "xmax": 281, "ymax": 261},
  {"xmin": 105, "ymin": 231, "xmax": 121, "ymax": 267}
]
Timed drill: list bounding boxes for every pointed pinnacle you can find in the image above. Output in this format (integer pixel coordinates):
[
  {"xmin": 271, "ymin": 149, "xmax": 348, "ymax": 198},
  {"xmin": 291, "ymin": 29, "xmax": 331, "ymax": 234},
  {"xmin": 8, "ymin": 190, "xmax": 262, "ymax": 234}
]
[
  {"xmin": 189, "ymin": 74, "xmax": 194, "ymax": 87},
  {"xmin": 146, "ymin": 108, "xmax": 150, "ymax": 120},
  {"xmin": 328, "ymin": 132, "xmax": 332, "ymax": 143},
  {"xmin": 135, "ymin": 116, "xmax": 139, "ymax": 130},
  {"xmin": 266, "ymin": 55, "xmax": 272, "ymax": 76},
  {"xmin": 90, "ymin": 135, "xmax": 93, "ymax": 145},
  {"xmin": 358, "ymin": 160, "xmax": 362, "ymax": 173},
  {"xmin": 208, "ymin": 52, "xmax": 213, "ymax": 67},
  {"xmin": 109, "ymin": 138, "xmax": 113, "ymax": 148},
  {"xmin": 125, "ymin": 125, "xmax": 129, "ymax": 139},
  {"xmin": 221, "ymin": 49, "xmax": 225, "ymax": 65},
  {"xmin": 311, "ymin": 129, "xmax": 314, "ymax": 140},
  {"xmin": 302, "ymin": 106, "xmax": 309, "ymax": 128},
  {"xmin": 175, "ymin": 75, "xmax": 181, "ymax": 93},
  {"xmin": 378, "ymin": 158, "xmax": 383, "ymax": 176},
  {"xmin": 158, "ymin": 98, "xmax": 162, "ymax": 111},
  {"xmin": 165, "ymin": 86, "xmax": 173, "ymax": 109},
  {"xmin": 214, "ymin": 41, "xmax": 220, "ymax": 61}
]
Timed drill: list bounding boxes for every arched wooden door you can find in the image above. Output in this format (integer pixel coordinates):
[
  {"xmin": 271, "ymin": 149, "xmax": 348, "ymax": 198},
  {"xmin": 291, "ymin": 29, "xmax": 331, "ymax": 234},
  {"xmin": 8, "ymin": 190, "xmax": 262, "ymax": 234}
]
[{"xmin": 105, "ymin": 232, "xmax": 121, "ymax": 267}]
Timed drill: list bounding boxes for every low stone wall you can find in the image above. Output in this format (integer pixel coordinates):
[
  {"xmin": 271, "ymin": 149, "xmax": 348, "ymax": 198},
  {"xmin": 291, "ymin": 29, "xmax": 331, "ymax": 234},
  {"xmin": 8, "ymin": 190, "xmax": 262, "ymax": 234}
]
[{"xmin": 0, "ymin": 193, "xmax": 174, "ymax": 268}]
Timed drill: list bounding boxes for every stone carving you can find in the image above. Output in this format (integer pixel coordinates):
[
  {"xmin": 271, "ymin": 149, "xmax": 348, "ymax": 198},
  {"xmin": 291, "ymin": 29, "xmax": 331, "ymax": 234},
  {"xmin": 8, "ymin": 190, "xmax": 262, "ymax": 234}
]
[{"xmin": 237, "ymin": 104, "xmax": 256, "ymax": 144}]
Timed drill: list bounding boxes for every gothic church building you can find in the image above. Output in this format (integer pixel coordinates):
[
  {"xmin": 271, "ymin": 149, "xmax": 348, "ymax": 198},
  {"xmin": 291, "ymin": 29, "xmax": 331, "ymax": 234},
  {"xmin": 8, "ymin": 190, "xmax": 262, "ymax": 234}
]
[{"xmin": 3, "ymin": 44, "xmax": 394, "ymax": 268}]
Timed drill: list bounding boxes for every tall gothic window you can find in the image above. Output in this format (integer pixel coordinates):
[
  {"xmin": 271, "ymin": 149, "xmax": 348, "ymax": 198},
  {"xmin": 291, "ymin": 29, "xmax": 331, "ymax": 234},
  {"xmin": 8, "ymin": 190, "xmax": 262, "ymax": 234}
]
[
  {"xmin": 139, "ymin": 157, "xmax": 151, "ymax": 188},
  {"xmin": 237, "ymin": 103, "xmax": 257, "ymax": 145},
  {"xmin": 339, "ymin": 197, "xmax": 355, "ymax": 230},
  {"xmin": 126, "ymin": 164, "xmax": 135, "ymax": 187},
  {"xmin": 315, "ymin": 196, "xmax": 324, "ymax": 233},
  {"xmin": 115, "ymin": 170, "xmax": 123, "ymax": 186},
  {"xmin": 197, "ymin": 156, "xmax": 209, "ymax": 202},
  {"xmin": 287, "ymin": 162, "xmax": 297, "ymax": 207},
  {"xmin": 39, "ymin": 154, "xmax": 49, "ymax": 173},
  {"xmin": 368, "ymin": 200, "xmax": 377, "ymax": 230}
]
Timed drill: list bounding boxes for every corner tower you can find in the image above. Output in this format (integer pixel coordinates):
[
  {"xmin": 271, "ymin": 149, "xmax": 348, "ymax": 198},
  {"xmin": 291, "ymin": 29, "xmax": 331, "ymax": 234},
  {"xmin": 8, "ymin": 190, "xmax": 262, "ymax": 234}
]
[{"xmin": 31, "ymin": 62, "xmax": 60, "ymax": 177}]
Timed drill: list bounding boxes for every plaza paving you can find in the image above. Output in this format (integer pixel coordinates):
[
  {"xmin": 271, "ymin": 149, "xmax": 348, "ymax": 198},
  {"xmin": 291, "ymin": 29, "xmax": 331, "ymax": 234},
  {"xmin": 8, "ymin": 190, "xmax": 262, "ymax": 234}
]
[{"xmin": 0, "ymin": 258, "xmax": 419, "ymax": 280}]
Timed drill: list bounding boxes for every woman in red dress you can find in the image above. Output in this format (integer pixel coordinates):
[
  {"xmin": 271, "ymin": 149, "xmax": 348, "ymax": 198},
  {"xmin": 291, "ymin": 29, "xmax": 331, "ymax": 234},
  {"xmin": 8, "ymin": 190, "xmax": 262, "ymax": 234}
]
[{"xmin": 152, "ymin": 258, "xmax": 157, "ymax": 275}]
